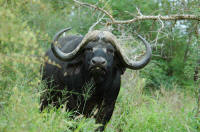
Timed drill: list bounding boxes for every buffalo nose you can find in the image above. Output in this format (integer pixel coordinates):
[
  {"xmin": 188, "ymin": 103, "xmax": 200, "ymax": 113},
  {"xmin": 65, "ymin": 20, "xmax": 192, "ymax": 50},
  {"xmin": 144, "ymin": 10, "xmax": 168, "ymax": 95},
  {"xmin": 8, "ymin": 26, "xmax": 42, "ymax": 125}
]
[{"xmin": 91, "ymin": 57, "xmax": 107, "ymax": 66}]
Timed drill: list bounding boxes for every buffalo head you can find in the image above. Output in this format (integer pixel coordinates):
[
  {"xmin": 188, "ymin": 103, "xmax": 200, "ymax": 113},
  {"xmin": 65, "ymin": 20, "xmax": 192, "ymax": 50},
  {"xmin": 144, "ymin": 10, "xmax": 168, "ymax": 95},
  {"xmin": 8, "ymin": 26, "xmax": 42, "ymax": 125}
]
[
  {"xmin": 51, "ymin": 28, "xmax": 152, "ymax": 82},
  {"xmin": 83, "ymin": 39, "xmax": 116, "ymax": 83}
]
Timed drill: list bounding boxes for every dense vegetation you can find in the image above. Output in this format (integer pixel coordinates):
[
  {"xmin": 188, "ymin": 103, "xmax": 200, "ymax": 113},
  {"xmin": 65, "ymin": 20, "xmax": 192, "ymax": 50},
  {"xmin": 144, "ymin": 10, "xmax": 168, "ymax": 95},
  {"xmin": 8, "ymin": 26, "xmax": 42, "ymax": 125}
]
[{"xmin": 0, "ymin": 0, "xmax": 199, "ymax": 131}]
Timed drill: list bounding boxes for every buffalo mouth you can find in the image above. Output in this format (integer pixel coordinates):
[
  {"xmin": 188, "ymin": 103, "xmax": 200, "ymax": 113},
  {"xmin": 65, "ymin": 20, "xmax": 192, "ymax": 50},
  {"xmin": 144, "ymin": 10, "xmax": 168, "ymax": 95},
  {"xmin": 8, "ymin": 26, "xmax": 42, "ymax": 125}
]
[{"xmin": 89, "ymin": 66, "xmax": 106, "ymax": 75}]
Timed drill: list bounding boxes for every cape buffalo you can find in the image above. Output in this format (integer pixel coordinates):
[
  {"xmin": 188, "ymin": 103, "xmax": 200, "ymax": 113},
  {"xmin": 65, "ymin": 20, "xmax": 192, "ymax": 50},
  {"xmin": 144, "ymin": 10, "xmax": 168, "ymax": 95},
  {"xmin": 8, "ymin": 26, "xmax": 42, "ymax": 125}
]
[{"xmin": 40, "ymin": 28, "xmax": 152, "ymax": 131}]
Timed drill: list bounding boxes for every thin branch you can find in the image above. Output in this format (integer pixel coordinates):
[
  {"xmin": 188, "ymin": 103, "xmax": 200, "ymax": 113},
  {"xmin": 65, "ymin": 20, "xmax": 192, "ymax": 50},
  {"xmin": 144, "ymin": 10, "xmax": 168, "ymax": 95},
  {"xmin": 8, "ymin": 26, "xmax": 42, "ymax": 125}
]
[
  {"xmin": 74, "ymin": 0, "xmax": 200, "ymax": 25},
  {"xmin": 154, "ymin": 15, "xmax": 165, "ymax": 49},
  {"xmin": 73, "ymin": 0, "xmax": 115, "ymax": 23},
  {"xmin": 89, "ymin": 13, "xmax": 105, "ymax": 32},
  {"xmin": 136, "ymin": 7, "xmax": 143, "ymax": 16}
]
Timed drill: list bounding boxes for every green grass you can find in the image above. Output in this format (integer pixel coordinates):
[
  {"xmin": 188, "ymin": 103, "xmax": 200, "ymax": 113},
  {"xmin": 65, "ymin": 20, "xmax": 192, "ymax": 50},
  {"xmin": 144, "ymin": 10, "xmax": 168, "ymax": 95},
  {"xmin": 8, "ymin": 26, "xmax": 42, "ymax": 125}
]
[
  {"xmin": 0, "ymin": 1, "xmax": 200, "ymax": 132},
  {"xmin": 0, "ymin": 67, "xmax": 199, "ymax": 132},
  {"xmin": 108, "ymin": 71, "xmax": 199, "ymax": 132}
]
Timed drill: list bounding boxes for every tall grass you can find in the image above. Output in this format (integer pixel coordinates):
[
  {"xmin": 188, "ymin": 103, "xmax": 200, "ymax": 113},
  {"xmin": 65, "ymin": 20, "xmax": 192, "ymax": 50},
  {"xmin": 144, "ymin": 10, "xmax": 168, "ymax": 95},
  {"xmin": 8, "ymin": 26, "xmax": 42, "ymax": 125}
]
[
  {"xmin": 0, "ymin": 1, "xmax": 199, "ymax": 132},
  {"xmin": 108, "ymin": 70, "xmax": 199, "ymax": 132}
]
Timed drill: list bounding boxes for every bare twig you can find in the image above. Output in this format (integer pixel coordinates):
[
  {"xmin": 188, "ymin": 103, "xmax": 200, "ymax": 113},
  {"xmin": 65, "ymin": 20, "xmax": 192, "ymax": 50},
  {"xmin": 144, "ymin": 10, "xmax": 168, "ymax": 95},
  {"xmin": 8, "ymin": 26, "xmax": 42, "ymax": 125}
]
[
  {"xmin": 74, "ymin": 0, "xmax": 200, "ymax": 25},
  {"xmin": 73, "ymin": 0, "xmax": 115, "ymax": 23},
  {"xmin": 136, "ymin": 7, "xmax": 143, "ymax": 16},
  {"xmin": 154, "ymin": 15, "xmax": 165, "ymax": 49},
  {"xmin": 89, "ymin": 13, "xmax": 105, "ymax": 32}
]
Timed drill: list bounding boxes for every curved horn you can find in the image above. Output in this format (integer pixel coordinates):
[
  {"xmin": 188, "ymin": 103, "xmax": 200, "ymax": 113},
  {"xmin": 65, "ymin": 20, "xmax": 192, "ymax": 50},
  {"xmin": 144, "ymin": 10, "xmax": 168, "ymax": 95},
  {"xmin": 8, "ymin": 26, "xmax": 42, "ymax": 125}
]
[
  {"xmin": 51, "ymin": 29, "xmax": 106, "ymax": 61},
  {"xmin": 51, "ymin": 29, "xmax": 151, "ymax": 69},
  {"xmin": 123, "ymin": 35, "xmax": 152, "ymax": 70},
  {"xmin": 102, "ymin": 31, "xmax": 152, "ymax": 70},
  {"xmin": 51, "ymin": 27, "xmax": 74, "ymax": 60}
]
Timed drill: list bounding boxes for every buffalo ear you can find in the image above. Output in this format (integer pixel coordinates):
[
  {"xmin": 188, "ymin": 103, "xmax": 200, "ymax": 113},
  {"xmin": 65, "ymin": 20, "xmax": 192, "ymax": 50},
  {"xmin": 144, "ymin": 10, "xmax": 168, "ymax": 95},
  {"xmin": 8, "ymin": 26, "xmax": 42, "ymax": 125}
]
[
  {"xmin": 114, "ymin": 55, "xmax": 126, "ymax": 75},
  {"xmin": 67, "ymin": 53, "xmax": 83, "ymax": 65},
  {"xmin": 64, "ymin": 55, "xmax": 83, "ymax": 76},
  {"xmin": 118, "ymin": 65, "xmax": 126, "ymax": 75}
]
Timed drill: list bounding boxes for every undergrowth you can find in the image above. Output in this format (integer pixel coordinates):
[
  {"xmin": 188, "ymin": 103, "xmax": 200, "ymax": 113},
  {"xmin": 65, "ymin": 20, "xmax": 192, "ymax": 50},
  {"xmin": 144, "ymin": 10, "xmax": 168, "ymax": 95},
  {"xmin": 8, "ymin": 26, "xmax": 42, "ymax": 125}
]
[{"xmin": 0, "ymin": 1, "xmax": 199, "ymax": 132}]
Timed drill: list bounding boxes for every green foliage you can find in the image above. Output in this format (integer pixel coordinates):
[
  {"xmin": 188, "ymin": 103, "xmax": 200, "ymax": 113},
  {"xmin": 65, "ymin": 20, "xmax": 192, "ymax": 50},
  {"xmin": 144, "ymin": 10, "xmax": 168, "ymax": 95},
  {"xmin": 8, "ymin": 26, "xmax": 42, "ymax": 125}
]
[
  {"xmin": 104, "ymin": 0, "xmax": 199, "ymax": 90},
  {"xmin": 0, "ymin": 0, "xmax": 199, "ymax": 131},
  {"xmin": 141, "ymin": 60, "xmax": 177, "ymax": 90},
  {"xmin": 107, "ymin": 70, "xmax": 200, "ymax": 132}
]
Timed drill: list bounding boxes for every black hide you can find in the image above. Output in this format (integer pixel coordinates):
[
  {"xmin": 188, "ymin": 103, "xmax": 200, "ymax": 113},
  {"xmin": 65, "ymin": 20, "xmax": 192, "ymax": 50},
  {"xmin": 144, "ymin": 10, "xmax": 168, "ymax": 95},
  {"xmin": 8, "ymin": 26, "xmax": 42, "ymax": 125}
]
[{"xmin": 41, "ymin": 35, "xmax": 125, "ymax": 131}]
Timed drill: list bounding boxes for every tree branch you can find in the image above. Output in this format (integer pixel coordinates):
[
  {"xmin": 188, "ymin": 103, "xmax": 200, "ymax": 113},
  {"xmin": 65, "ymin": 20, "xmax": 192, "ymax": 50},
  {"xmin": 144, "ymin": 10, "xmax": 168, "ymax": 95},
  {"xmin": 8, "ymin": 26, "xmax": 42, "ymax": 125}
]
[
  {"xmin": 74, "ymin": 0, "xmax": 200, "ymax": 25},
  {"xmin": 73, "ymin": 0, "xmax": 115, "ymax": 22},
  {"xmin": 113, "ymin": 15, "xmax": 200, "ymax": 24}
]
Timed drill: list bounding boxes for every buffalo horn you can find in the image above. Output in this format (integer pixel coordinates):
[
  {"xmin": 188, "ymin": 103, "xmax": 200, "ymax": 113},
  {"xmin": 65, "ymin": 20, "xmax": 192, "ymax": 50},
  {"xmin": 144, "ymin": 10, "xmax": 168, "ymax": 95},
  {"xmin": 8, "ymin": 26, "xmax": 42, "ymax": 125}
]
[{"xmin": 51, "ymin": 28, "xmax": 152, "ymax": 70}]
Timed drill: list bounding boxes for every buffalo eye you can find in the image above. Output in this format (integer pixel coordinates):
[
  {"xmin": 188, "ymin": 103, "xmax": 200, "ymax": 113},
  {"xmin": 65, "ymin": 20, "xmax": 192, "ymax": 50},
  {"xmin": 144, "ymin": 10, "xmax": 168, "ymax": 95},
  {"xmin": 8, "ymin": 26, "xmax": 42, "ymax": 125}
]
[
  {"xmin": 107, "ymin": 48, "xmax": 114, "ymax": 55},
  {"xmin": 85, "ymin": 47, "xmax": 93, "ymax": 52}
]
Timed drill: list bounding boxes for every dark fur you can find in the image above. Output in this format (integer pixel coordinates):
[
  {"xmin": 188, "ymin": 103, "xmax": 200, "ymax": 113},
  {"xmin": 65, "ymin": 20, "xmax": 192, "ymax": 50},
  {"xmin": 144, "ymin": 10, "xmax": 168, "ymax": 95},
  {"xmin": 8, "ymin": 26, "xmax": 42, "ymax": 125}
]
[{"xmin": 41, "ymin": 35, "xmax": 125, "ymax": 131}]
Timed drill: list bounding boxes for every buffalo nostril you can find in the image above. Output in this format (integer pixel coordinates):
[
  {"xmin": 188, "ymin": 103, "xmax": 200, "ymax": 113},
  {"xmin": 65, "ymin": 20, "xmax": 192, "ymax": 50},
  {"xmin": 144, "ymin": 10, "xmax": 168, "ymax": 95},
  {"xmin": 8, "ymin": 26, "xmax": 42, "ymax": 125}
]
[
  {"xmin": 101, "ymin": 60, "xmax": 106, "ymax": 65},
  {"xmin": 91, "ymin": 57, "xmax": 107, "ymax": 66}
]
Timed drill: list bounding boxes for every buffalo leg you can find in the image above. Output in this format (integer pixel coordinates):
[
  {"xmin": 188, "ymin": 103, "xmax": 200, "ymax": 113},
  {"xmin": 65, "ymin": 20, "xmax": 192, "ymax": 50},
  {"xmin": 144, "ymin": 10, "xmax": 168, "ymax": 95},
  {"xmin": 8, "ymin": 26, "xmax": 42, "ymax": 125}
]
[{"xmin": 95, "ymin": 99, "xmax": 116, "ymax": 131}]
